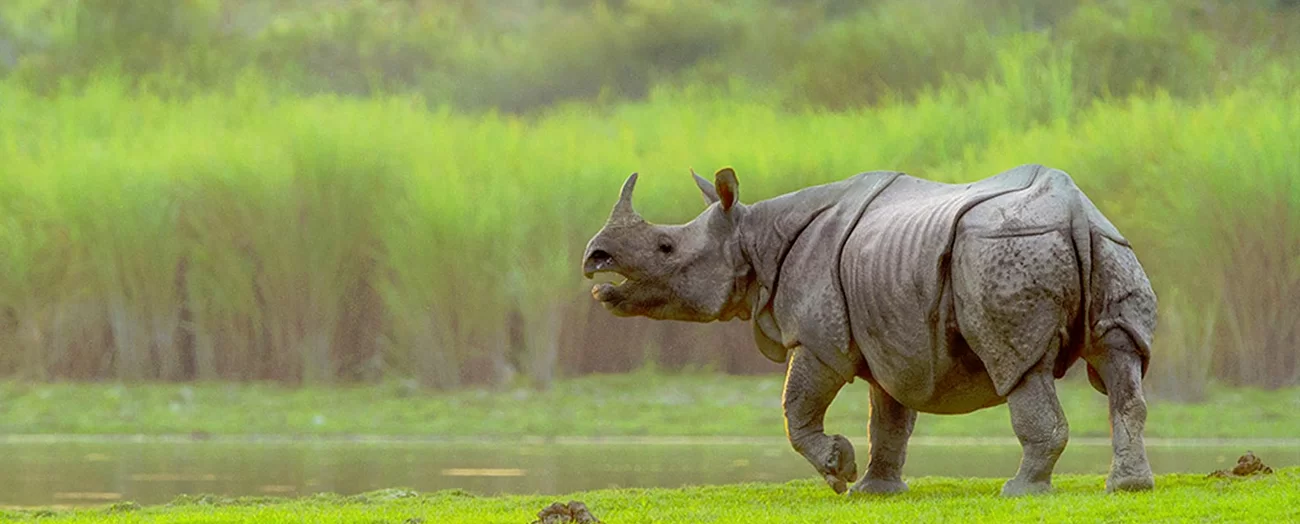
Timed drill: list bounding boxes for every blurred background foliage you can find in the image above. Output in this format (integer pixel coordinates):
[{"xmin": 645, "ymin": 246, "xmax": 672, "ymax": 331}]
[
  {"xmin": 5, "ymin": 0, "xmax": 1298, "ymax": 111},
  {"xmin": 0, "ymin": 0, "xmax": 1297, "ymax": 401}
]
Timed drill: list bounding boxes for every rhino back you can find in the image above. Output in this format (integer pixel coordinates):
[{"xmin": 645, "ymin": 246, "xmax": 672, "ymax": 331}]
[{"xmin": 840, "ymin": 165, "xmax": 1048, "ymax": 409}]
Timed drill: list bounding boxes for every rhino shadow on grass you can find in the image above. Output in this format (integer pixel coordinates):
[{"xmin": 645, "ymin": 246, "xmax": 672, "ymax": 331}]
[{"xmin": 581, "ymin": 164, "xmax": 1157, "ymax": 496}]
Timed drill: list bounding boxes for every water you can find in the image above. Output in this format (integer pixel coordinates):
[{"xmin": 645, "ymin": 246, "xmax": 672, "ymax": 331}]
[{"xmin": 1, "ymin": 437, "xmax": 1296, "ymax": 507}]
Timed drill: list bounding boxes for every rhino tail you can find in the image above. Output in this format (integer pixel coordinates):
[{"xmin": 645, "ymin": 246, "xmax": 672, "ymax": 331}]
[{"xmin": 1061, "ymin": 187, "xmax": 1103, "ymax": 394}]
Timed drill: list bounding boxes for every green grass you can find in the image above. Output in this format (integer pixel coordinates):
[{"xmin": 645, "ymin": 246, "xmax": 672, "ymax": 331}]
[
  {"xmin": 2, "ymin": 3, "xmax": 1300, "ymax": 395},
  {"xmin": 4, "ymin": 469, "xmax": 1297, "ymax": 523},
  {"xmin": 1, "ymin": 372, "xmax": 1296, "ymax": 439},
  {"xmin": 1, "ymin": 71, "xmax": 1298, "ymax": 396}
]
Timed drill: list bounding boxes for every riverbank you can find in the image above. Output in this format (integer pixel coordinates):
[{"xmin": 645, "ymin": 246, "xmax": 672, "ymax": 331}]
[
  {"xmin": 2, "ymin": 372, "xmax": 1296, "ymax": 439},
  {"xmin": 5, "ymin": 468, "xmax": 1297, "ymax": 523}
]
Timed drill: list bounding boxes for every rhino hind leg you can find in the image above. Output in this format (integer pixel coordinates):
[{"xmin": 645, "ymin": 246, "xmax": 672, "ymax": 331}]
[
  {"xmin": 782, "ymin": 347, "xmax": 857, "ymax": 494},
  {"xmin": 1001, "ymin": 356, "xmax": 1070, "ymax": 497},
  {"xmin": 950, "ymin": 231, "xmax": 1080, "ymax": 495},
  {"xmin": 850, "ymin": 383, "xmax": 917, "ymax": 495},
  {"xmin": 1085, "ymin": 328, "xmax": 1155, "ymax": 493}
]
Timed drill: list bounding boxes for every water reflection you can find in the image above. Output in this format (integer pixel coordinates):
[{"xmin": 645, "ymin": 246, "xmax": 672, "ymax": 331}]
[{"xmin": 1, "ymin": 439, "xmax": 1296, "ymax": 507}]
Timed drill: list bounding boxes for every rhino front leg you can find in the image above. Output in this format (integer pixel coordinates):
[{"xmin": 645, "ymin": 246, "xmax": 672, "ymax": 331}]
[
  {"xmin": 1002, "ymin": 360, "xmax": 1069, "ymax": 496},
  {"xmin": 782, "ymin": 347, "xmax": 856, "ymax": 494},
  {"xmin": 1087, "ymin": 328, "xmax": 1155, "ymax": 493},
  {"xmin": 850, "ymin": 383, "xmax": 916, "ymax": 495}
]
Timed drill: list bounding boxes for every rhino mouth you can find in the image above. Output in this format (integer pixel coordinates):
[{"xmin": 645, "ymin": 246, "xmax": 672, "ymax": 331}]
[
  {"xmin": 590, "ymin": 270, "xmax": 634, "ymax": 305},
  {"xmin": 583, "ymin": 249, "xmax": 642, "ymax": 310}
]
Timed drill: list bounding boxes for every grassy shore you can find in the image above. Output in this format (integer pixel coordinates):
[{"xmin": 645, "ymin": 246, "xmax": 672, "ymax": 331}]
[
  {"xmin": 4, "ymin": 469, "xmax": 1296, "ymax": 523},
  {"xmin": 1, "ymin": 371, "xmax": 1296, "ymax": 439}
]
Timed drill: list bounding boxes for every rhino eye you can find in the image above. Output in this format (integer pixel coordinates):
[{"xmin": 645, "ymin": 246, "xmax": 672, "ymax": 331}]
[{"xmin": 658, "ymin": 242, "xmax": 674, "ymax": 254}]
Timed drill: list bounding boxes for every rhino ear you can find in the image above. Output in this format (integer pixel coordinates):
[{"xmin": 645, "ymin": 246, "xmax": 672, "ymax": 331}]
[
  {"xmin": 691, "ymin": 168, "xmax": 720, "ymax": 205},
  {"xmin": 714, "ymin": 167, "xmax": 739, "ymax": 212}
]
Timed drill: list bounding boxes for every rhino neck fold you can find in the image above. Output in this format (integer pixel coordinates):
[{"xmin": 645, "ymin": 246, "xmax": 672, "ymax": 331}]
[{"xmin": 737, "ymin": 173, "xmax": 900, "ymax": 307}]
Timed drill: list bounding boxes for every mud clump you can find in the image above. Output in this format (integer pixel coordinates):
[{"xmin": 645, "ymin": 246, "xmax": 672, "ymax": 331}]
[
  {"xmin": 105, "ymin": 501, "xmax": 141, "ymax": 513},
  {"xmin": 1208, "ymin": 451, "xmax": 1274, "ymax": 478},
  {"xmin": 532, "ymin": 500, "xmax": 602, "ymax": 524}
]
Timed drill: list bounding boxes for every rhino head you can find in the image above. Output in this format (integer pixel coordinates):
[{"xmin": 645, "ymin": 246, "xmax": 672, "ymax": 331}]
[{"xmin": 581, "ymin": 168, "xmax": 754, "ymax": 322}]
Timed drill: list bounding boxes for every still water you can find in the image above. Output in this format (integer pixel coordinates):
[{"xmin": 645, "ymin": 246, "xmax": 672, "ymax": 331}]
[{"xmin": 1, "ymin": 438, "xmax": 1296, "ymax": 507}]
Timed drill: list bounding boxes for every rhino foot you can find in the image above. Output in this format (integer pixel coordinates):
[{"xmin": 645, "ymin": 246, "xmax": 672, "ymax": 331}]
[
  {"xmin": 1106, "ymin": 473, "xmax": 1154, "ymax": 493},
  {"xmin": 1001, "ymin": 478, "xmax": 1052, "ymax": 497},
  {"xmin": 821, "ymin": 435, "xmax": 858, "ymax": 494},
  {"xmin": 824, "ymin": 474, "xmax": 848, "ymax": 494},
  {"xmin": 849, "ymin": 477, "xmax": 908, "ymax": 495}
]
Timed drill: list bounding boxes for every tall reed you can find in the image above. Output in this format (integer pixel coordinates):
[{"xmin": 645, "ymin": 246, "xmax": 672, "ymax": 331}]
[{"xmin": 0, "ymin": 65, "xmax": 1296, "ymax": 398}]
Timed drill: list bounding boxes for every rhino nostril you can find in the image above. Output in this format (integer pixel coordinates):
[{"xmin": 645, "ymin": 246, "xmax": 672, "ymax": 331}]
[
  {"xmin": 589, "ymin": 250, "xmax": 612, "ymax": 265},
  {"xmin": 583, "ymin": 249, "xmax": 619, "ymax": 279}
]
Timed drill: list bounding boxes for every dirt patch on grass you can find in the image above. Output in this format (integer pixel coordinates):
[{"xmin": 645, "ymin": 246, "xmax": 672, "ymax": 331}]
[
  {"xmin": 533, "ymin": 500, "xmax": 602, "ymax": 523},
  {"xmin": 1208, "ymin": 451, "xmax": 1274, "ymax": 478}
]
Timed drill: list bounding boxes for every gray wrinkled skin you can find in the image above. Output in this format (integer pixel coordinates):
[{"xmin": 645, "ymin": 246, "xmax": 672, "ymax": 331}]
[{"xmin": 582, "ymin": 165, "xmax": 1157, "ymax": 496}]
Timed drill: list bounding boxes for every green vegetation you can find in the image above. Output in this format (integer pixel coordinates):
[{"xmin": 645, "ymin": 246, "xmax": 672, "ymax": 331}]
[
  {"xmin": 4, "ymin": 470, "xmax": 1298, "ymax": 523},
  {"xmin": 1, "ymin": 372, "xmax": 1297, "ymax": 438},
  {"xmin": 1, "ymin": 0, "xmax": 1298, "ymax": 398},
  {"xmin": 4, "ymin": 0, "xmax": 1300, "ymax": 112},
  {"xmin": 2, "ymin": 67, "xmax": 1297, "ymax": 398}
]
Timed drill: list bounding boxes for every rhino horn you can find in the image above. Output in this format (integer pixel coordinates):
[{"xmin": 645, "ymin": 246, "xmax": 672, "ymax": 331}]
[{"xmin": 608, "ymin": 172, "xmax": 643, "ymax": 225}]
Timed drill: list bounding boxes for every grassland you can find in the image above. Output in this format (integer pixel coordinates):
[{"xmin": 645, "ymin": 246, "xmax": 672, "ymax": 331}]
[
  {"xmin": 1, "ymin": 372, "xmax": 1296, "ymax": 439},
  {"xmin": 1, "ymin": 0, "xmax": 1298, "ymax": 398},
  {"xmin": 3, "ymin": 469, "xmax": 1297, "ymax": 523},
  {"xmin": 1, "ymin": 73, "xmax": 1298, "ymax": 398}
]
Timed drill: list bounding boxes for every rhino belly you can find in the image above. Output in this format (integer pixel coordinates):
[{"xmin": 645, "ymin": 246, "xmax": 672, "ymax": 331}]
[{"xmin": 854, "ymin": 293, "xmax": 1007, "ymax": 414}]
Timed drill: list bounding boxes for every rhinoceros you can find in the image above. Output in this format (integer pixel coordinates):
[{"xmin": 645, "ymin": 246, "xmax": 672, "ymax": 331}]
[{"xmin": 581, "ymin": 164, "xmax": 1157, "ymax": 496}]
